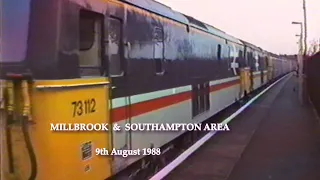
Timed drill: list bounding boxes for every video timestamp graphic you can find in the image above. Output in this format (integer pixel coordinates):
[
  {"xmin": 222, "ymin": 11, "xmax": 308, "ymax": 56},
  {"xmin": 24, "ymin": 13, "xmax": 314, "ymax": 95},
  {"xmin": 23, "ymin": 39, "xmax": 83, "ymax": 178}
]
[{"xmin": 96, "ymin": 147, "xmax": 161, "ymax": 157}]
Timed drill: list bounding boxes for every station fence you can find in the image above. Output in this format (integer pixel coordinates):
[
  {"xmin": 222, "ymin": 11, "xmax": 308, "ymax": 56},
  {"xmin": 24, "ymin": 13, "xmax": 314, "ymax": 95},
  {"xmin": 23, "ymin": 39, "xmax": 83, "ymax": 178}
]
[{"xmin": 305, "ymin": 52, "xmax": 320, "ymax": 115}]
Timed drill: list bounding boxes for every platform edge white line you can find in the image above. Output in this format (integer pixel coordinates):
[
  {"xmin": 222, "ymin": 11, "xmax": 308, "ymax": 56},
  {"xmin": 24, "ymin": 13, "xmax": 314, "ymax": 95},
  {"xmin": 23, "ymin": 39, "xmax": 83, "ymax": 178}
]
[{"xmin": 149, "ymin": 73, "xmax": 291, "ymax": 180}]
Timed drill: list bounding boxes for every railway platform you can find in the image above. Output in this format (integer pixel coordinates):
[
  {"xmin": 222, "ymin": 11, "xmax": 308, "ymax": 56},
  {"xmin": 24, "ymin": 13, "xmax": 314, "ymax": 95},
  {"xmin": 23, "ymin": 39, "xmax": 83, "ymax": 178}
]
[{"xmin": 152, "ymin": 73, "xmax": 320, "ymax": 180}]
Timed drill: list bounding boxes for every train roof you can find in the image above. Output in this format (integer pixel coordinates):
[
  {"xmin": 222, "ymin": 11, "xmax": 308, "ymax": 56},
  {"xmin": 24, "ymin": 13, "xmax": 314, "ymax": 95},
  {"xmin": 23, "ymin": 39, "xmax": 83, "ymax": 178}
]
[
  {"xmin": 123, "ymin": 0, "xmax": 189, "ymax": 23},
  {"xmin": 204, "ymin": 23, "xmax": 242, "ymax": 45},
  {"xmin": 123, "ymin": 0, "xmax": 243, "ymax": 44},
  {"xmin": 122, "ymin": 0, "xmax": 289, "ymax": 55},
  {"xmin": 239, "ymin": 39, "xmax": 262, "ymax": 51}
]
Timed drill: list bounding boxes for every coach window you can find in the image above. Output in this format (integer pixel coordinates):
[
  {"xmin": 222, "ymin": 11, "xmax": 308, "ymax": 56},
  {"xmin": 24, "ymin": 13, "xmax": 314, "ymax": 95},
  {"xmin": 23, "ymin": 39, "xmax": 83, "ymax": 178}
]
[
  {"xmin": 153, "ymin": 26, "xmax": 165, "ymax": 75},
  {"xmin": 247, "ymin": 52, "xmax": 250, "ymax": 63},
  {"xmin": 258, "ymin": 55, "xmax": 263, "ymax": 70},
  {"xmin": 246, "ymin": 52, "xmax": 249, "ymax": 60},
  {"xmin": 79, "ymin": 10, "xmax": 103, "ymax": 76},
  {"xmin": 228, "ymin": 46, "xmax": 232, "ymax": 57},
  {"xmin": 237, "ymin": 50, "xmax": 243, "ymax": 66},
  {"xmin": 239, "ymin": 50, "xmax": 243, "ymax": 58},
  {"xmin": 227, "ymin": 46, "xmax": 232, "ymax": 70},
  {"xmin": 217, "ymin": 44, "xmax": 222, "ymax": 60},
  {"xmin": 264, "ymin": 57, "xmax": 268, "ymax": 70},
  {"xmin": 108, "ymin": 17, "xmax": 124, "ymax": 76}
]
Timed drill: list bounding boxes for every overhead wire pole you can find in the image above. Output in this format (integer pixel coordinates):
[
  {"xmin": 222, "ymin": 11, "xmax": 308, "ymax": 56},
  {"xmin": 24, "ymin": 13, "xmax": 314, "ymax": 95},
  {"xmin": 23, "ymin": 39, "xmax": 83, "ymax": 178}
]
[
  {"xmin": 302, "ymin": 0, "xmax": 308, "ymax": 104},
  {"xmin": 303, "ymin": 0, "xmax": 307, "ymax": 56},
  {"xmin": 292, "ymin": 0, "xmax": 308, "ymax": 104}
]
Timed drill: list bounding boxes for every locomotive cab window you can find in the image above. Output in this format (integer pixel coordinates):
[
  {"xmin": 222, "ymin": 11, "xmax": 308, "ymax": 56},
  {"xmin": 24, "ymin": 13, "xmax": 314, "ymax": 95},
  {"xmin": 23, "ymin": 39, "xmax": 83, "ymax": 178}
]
[
  {"xmin": 217, "ymin": 44, "xmax": 222, "ymax": 60},
  {"xmin": 79, "ymin": 10, "xmax": 103, "ymax": 76},
  {"xmin": 107, "ymin": 17, "xmax": 124, "ymax": 77}
]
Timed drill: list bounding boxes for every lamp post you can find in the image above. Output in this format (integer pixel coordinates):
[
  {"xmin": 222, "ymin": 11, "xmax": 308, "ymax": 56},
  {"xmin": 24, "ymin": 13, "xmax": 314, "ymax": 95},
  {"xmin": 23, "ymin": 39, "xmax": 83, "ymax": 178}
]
[
  {"xmin": 292, "ymin": 22, "xmax": 303, "ymax": 54},
  {"xmin": 292, "ymin": 21, "xmax": 305, "ymax": 104},
  {"xmin": 292, "ymin": 21, "xmax": 303, "ymax": 74},
  {"xmin": 295, "ymin": 34, "xmax": 303, "ymax": 54}
]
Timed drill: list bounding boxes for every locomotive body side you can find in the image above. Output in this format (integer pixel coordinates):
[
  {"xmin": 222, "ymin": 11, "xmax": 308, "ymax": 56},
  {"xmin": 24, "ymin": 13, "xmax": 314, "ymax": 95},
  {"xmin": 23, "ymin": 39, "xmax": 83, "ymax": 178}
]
[
  {"xmin": 106, "ymin": 0, "xmax": 272, "ymax": 175},
  {"xmin": 1, "ymin": 0, "xmax": 293, "ymax": 179}
]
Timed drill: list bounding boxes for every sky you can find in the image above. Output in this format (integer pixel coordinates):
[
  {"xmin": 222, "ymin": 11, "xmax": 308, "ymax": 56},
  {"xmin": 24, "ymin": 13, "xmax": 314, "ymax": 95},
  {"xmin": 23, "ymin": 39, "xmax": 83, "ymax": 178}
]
[{"xmin": 156, "ymin": 0, "xmax": 319, "ymax": 55}]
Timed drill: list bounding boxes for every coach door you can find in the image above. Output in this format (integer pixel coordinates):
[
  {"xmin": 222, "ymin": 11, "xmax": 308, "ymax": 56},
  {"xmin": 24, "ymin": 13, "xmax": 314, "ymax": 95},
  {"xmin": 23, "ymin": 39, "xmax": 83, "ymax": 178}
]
[{"xmin": 107, "ymin": 16, "xmax": 132, "ymax": 169}]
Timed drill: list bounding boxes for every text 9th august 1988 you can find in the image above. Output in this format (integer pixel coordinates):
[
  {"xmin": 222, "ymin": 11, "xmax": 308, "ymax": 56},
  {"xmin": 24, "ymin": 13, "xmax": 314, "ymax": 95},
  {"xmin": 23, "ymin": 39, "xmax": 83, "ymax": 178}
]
[{"xmin": 96, "ymin": 147, "xmax": 161, "ymax": 157}]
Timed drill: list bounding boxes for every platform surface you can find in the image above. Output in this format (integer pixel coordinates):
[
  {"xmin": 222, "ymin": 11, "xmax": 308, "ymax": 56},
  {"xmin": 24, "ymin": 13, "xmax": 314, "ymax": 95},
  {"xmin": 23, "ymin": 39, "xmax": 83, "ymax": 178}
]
[{"xmin": 165, "ymin": 75, "xmax": 320, "ymax": 180}]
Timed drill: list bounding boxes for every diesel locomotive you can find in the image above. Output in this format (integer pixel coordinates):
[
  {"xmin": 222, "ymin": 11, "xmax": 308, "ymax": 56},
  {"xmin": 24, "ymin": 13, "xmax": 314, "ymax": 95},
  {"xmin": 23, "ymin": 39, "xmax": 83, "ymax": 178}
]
[{"xmin": 1, "ymin": 0, "xmax": 295, "ymax": 179}]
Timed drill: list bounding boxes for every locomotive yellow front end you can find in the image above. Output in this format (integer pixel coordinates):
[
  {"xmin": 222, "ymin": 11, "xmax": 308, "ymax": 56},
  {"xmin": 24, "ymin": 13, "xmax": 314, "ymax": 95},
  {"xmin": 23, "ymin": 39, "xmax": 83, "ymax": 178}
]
[
  {"xmin": 1, "ymin": 0, "xmax": 113, "ymax": 179},
  {"xmin": 33, "ymin": 78, "xmax": 112, "ymax": 180},
  {"xmin": 2, "ymin": 78, "xmax": 112, "ymax": 180}
]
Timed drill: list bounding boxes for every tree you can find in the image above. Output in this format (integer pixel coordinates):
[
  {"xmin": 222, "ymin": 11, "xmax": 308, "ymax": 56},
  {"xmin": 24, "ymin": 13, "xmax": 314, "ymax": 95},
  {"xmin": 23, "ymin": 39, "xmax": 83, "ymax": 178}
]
[{"xmin": 307, "ymin": 39, "xmax": 320, "ymax": 55}]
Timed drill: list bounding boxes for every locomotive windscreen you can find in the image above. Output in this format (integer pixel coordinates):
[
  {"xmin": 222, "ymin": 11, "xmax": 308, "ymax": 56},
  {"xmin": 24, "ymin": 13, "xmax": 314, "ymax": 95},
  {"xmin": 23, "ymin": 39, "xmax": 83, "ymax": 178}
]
[{"xmin": 1, "ymin": 0, "xmax": 31, "ymax": 62}]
